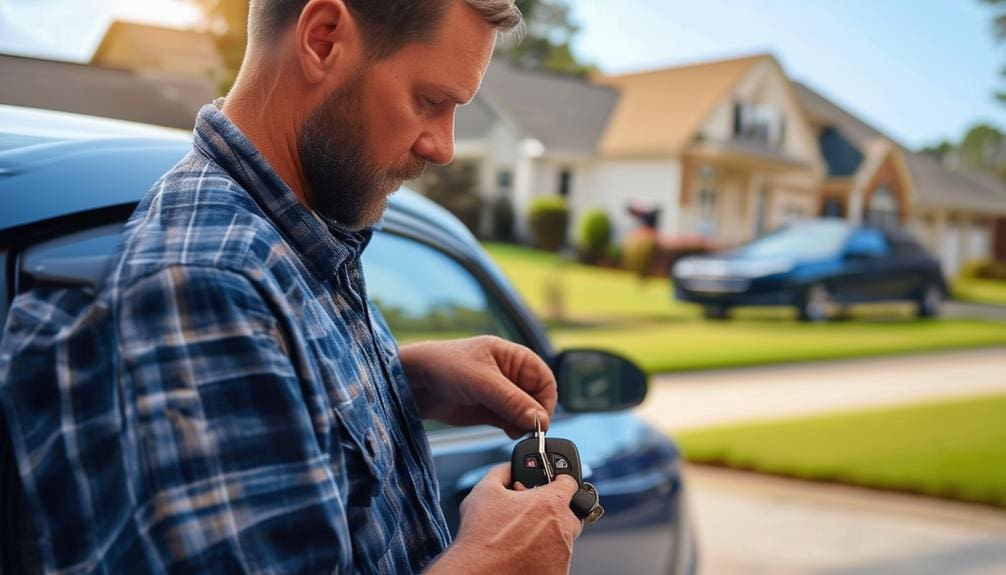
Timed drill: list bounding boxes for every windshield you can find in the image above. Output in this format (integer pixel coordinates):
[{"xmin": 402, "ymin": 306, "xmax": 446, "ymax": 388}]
[{"xmin": 739, "ymin": 221, "xmax": 850, "ymax": 259}]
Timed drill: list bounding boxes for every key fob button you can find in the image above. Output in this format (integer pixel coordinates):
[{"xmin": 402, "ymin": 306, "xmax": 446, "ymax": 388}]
[
  {"xmin": 524, "ymin": 454, "xmax": 540, "ymax": 469},
  {"xmin": 553, "ymin": 455, "xmax": 569, "ymax": 470}
]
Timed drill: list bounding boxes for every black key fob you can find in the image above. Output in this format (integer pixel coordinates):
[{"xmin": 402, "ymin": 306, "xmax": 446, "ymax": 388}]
[{"xmin": 510, "ymin": 436, "xmax": 583, "ymax": 489}]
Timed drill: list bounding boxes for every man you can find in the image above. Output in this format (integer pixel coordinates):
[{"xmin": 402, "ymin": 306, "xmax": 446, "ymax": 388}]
[{"xmin": 0, "ymin": 0, "xmax": 582, "ymax": 573}]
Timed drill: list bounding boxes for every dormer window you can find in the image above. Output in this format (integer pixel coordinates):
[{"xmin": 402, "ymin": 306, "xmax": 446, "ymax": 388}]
[{"xmin": 733, "ymin": 101, "xmax": 785, "ymax": 147}]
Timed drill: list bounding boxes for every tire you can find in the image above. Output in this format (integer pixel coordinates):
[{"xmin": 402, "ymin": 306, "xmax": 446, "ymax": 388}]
[
  {"xmin": 916, "ymin": 282, "xmax": 942, "ymax": 319},
  {"xmin": 797, "ymin": 283, "xmax": 832, "ymax": 322},
  {"xmin": 703, "ymin": 305, "xmax": 731, "ymax": 320}
]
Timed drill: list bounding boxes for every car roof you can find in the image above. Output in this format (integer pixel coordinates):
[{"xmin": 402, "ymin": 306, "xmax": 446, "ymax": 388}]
[{"xmin": 0, "ymin": 104, "xmax": 476, "ymax": 249}]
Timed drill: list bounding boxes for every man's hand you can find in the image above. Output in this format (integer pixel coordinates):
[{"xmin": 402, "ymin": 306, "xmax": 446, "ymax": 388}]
[
  {"xmin": 399, "ymin": 336, "xmax": 557, "ymax": 438},
  {"xmin": 425, "ymin": 464, "xmax": 583, "ymax": 575}
]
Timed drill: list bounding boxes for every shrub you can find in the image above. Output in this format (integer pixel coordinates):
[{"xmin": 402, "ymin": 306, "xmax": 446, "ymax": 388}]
[
  {"xmin": 491, "ymin": 196, "xmax": 516, "ymax": 242},
  {"xmin": 577, "ymin": 209, "xmax": 612, "ymax": 264},
  {"xmin": 960, "ymin": 259, "xmax": 1006, "ymax": 281},
  {"xmin": 622, "ymin": 229, "xmax": 658, "ymax": 280},
  {"xmin": 528, "ymin": 196, "xmax": 569, "ymax": 252}
]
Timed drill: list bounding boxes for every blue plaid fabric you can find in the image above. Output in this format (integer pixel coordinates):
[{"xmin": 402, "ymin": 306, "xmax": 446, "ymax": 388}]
[{"xmin": 0, "ymin": 103, "xmax": 451, "ymax": 573}]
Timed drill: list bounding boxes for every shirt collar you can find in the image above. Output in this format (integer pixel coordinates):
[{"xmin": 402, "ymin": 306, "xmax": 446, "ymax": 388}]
[{"xmin": 191, "ymin": 100, "xmax": 374, "ymax": 280}]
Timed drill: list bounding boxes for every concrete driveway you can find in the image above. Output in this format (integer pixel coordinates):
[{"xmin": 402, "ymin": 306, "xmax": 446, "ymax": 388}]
[
  {"xmin": 637, "ymin": 347, "xmax": 1006, "ymax": 432},
  {"xmin": 632, "ymin": 348, "xmax": 1006, "ymax": 575},
  {"xmin": 688, "ymin": 465, "xmax": 1006, "ymax": 575}
]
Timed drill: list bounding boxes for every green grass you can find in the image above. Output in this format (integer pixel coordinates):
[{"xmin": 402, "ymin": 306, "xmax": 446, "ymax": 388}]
[
  {"xmin": 676, "ymin": 394, "xmax": 1006, "ymax": 507},
  {"xmin": 549, "ymin": 319, "xmax": 1006, "ymax": 374},
  {"xmin": 954, "ymin": 277, "xmax": 1006, "ymax": 307},
  {"xmin": 483, "ymin": 242, "xmax": 1006, "ymax": 373}
]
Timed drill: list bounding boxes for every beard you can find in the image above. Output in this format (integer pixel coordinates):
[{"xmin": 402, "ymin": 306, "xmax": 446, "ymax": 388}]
[{"xmin": 299, "ymin": 71, "xmax": 426, "ymax": 231}]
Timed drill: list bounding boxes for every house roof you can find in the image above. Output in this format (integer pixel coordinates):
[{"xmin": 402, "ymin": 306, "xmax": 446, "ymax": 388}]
[
  {"xmin": 91, "ymin": 20, "xmax": 224, "ymax": 77},
  {"xmin": 456, "ymin": 59, "xmax": 620, "ymax": 155},
  {"xmin": 593, "ymin": 53, "xmax": 769, "ymax": 157},
  {"xmin": 0, "ymin": 53, "xmax": 214, "ymax": 130},
  {"xmin": 793, "ymin": 81, "xmax": 1006, "ymax": 215}
]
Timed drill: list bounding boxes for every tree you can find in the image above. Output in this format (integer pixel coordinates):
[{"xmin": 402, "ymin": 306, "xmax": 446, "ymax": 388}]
[
  {"xmin": 981, "ymin": 0, "xmax": 1006, "ymax": 104},
  {"xmin": 497, "ymin": 0, "xmax": 595, "ymax": 77},
  {"xmin": 186, "ymin": 0, "xmax": 598, "ymax": 91},
  {"xmin": 185, "ymin": 0, "xmax": 248, "ymax": 95},
  {"xmin": 960, "ymin": 123, "xmax": 1006, "ymax": 178},
  {"xmin": 923, "ymin": 123, "xmax": 1006, "ymax": 180}
]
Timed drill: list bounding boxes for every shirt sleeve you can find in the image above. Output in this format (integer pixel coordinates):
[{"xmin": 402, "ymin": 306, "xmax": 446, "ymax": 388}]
[{"xmin": 115, "ymin": 264, "xmax": 352, "ymax": 574}]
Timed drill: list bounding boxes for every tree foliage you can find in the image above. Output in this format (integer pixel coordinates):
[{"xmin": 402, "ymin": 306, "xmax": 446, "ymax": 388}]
[
  {"xmin": 499, "ymin": 0, "xmax": 595, "ymax": 77},
  {"xmin": 981, "ymin": 0, "xmax": 1006, "ymax": 104},
  {"xmin": 922, "ymin": 123, "xmax": 1006, "ymax": 180},
  {"xmin": 185, "ymin": 0, "xmax": 248, "ymax": 94},
  {"xmin": 186, "ymin": 0, "xmax": 595, "ymax": 88}
]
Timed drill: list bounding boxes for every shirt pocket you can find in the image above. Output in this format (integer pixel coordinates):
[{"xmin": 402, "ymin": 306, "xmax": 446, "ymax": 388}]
[{"xmin": 329, "ymin": 391, "xmax": 392, "ymax": 507}]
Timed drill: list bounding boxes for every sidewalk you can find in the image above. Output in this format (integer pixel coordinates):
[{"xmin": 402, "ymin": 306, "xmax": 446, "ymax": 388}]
[
  {"xmin": 687, "ymin": 464, "xmax": 1006, "ymax": 575},
  {"xmin": 636, "ymin": 347, "xmax": 1006, "ymax": 432}
]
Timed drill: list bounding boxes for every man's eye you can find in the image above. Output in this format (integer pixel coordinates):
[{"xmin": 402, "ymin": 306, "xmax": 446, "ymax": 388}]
[{"xmin": 424, "ymin": 96, "xmax": 444, "ymax": 108}]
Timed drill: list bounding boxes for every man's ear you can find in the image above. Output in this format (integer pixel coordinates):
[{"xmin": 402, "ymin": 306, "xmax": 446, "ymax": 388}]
[{"xmin": 296, "ymin": 0, "xmax": 358, "ymax": 85}]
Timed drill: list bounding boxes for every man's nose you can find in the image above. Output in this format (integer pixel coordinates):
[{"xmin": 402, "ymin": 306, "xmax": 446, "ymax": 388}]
[{"xmin": 413, "ymin": 114, "xmax": 455, "ymax": 166}]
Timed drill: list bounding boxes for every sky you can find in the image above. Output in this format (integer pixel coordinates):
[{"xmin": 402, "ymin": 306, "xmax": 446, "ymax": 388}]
[{"xmin": 0, "ymin": 0, "xmax": 1002, "ymax": 150}]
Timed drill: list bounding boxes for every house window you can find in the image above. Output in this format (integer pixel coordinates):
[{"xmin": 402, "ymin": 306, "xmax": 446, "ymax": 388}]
[
  {"xmin": 866, "ymin": 185, "xmax": 899, "ymax": 229},
  {"xmin": 497, "ymin": 169, "xmax": 512, "ymax": 190},
  {"xmin": 733, "ymin": 101, "xmax": 784, "ymax": 147},
  {"xmin": 821, "ymin": 197, "xmax": 844, "ymax": 218},
  {"xmin": 782, "ymin": 204, "xmax": 807, "ymax": 226},
  {"xmin": 558, "ymin": 169, "xmax": 572, "ymax": 198}
]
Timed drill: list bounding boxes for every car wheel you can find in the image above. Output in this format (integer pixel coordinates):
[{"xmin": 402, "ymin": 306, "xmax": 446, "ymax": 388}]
[
  {"xmin": 798, "ymin": 283, "xmax": 832, "ymax": 322},
  {"xmin": 917, "ymin": 283, "xmax": 942, "ymax": 319},
  {"xmin": 703, "ymin": 305, "xmax": 731, "ymax": 320}
]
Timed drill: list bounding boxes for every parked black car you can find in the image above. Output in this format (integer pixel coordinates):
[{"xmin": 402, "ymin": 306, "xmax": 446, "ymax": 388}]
[
  {"xmin": 672, "ymin": 219, "xmax": 947, "ymax": 321},
  {"xmin": 0, "ymin": 104, "xmax": 697, "ymax": 574}
]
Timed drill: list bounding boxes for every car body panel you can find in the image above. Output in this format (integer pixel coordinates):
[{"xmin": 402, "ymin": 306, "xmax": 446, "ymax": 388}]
[{"xmin": 673, "ymin": 219, "xmax": 945, "ymax": 312}]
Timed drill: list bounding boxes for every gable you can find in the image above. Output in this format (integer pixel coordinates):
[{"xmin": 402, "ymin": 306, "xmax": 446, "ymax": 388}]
[{"xmin": 595, "ymin": 54, "xmax": 765, "ymax": 157}]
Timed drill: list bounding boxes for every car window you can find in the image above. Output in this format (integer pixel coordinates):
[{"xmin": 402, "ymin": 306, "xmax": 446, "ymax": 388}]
[
  {"xmin": 846, "ymin": 229, "xmax": 889, "ymax": 257},
  {"xmin": 362, "ymin": 231, "xmax": 523, "ymax": 346},
  {"xmin": 362, "ymin": 231, "xmax": 528, "ymax": 434},
  {"xmin": 740, "ymin": 221, "xmax": 849, "ymax": 259}
]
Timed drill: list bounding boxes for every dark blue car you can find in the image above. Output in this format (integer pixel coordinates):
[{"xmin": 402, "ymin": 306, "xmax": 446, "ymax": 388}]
[
  {"xmin": 0, "ymin": 104, "xmax": 697, "ymax": 574},
  {"xmin": 672, "ymin": 219, "xmax": 946, "ymax": 321}
]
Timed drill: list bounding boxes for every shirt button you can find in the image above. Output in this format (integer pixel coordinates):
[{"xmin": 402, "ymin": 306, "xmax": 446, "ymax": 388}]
[{"xmin": 365, "ymin": 429, "xmax": 380, "ymax": 459}]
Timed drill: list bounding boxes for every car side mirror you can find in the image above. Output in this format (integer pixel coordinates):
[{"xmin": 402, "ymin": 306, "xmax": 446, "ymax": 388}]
[{"xmin": 555, "ymin": 349, "xmax": 648, "ymax": 413}]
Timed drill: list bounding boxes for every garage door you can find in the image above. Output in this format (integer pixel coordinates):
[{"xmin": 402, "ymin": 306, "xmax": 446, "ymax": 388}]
[
  {"xmin": 969, "ymin": 221, "xmax": 990, "ymax": 261},
  {"xmin": 942, "ymin": 222, "xmax": 961, "ymax": 278}
]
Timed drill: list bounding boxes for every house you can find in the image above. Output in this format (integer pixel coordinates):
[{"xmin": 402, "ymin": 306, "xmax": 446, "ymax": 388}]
[
  {"xmin": 440, "ymin": 58, "xmax": 619, "ymax": 237},
  {"xmin": 91, "ymin": 20, "xmax": 227, "ymax": 88},
  {"xmin": 794, "ymin": 82, "xmax": 1006, "ymax": 276},
  {"xmin": 0, "ymin": 52, "xmax": 215, "ymax": 130},
  {"xmin": 590, "ymin": 54, "xmax": 827, "ymax": 243},
  {"xmin": 475, "ymin": 52, "xmax": 1006, "ymax": 276}
]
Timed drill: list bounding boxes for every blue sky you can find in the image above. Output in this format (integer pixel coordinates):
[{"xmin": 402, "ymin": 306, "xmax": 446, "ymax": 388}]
[
  {"xmin": 569, "ymin": 0, "xmax": 1004, "ymax": 149},
  {"xmin": 1, "ymin": 0, "xmax": 1002, "ymax": 150}
]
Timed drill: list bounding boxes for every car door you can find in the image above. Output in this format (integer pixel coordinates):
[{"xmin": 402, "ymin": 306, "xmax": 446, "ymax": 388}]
[
  {"xmin": 832, "ymin": 228, "xmax": 894, "ymax": 302},
  {"xmin": 360, "ymin": 228, "xmax": 695, "ymax": 575}
]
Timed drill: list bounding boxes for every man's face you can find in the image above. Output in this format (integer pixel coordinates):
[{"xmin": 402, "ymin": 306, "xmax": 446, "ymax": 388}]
[{"xmin": 299, "ymin": 1, "xmax": 497, "ymax": 230}]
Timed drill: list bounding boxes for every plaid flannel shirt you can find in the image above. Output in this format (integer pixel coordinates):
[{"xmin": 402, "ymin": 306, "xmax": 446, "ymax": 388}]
[{"xmin": 0, "ymin": 103, "xmax": 451, "ymax": 574}]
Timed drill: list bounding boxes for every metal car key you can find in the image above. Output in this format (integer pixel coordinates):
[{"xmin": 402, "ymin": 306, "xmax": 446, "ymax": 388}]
[{"xmin": 510, "ymin": 415, "xmax": 604, "ymax": 525}]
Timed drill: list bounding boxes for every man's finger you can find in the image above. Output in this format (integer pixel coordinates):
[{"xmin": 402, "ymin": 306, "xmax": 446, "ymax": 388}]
[
  {"xmin": 478, "ymin": 463, "xmax": 512, "ymax": 487},
  {"xmin": 483, "ymin": 373, "xmax": 550, "ymax": 432},
  {"xmin": 546, "ymin": 473, "xmax": 580, "ymax": 499}
]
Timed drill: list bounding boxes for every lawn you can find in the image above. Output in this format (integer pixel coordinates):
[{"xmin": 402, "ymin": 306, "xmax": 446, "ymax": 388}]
[
  {"xmin": 675, "ymin": 394, "xmax": 1006, "ymax": 508},
  {"xmin": 483, "ymin": 242, "xmax": 1006, "ymax": 373},
  {"xmin": 953, "ymin": 277, "xmax": 1006, "ymax": 307}
]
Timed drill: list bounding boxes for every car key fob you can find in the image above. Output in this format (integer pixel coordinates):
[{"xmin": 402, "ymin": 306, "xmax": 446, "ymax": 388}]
[
  {"xmin": 511, "ymin": 436, "xmax": 583, "ymax": 488},
  {"xmin": 510, "ymin": 415, "xmax": 604, "ymax": 526}
]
